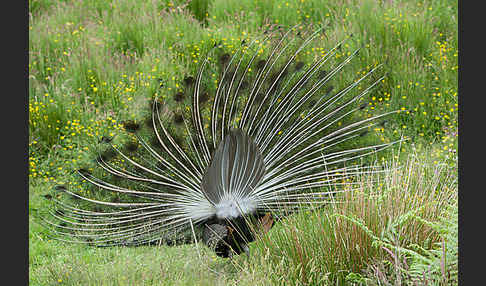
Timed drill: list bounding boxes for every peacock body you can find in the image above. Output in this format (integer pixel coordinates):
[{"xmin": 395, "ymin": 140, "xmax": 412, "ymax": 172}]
[{"xmin": 42, "ymin": 26, "xmax": 398, "ymax": 258}]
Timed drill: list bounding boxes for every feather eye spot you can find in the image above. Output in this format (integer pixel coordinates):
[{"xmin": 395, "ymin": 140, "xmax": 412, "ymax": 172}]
[
  {"xmin": 325, "ymin": 86, "xmax": 334, "ymax": 95},
  {"xmin": 294, "ymin": 61, "xmax": 305, "ymax": 71},
  {"xmin": 145, "ymin": 117, "xmax": 154, "ymax": 129},
  {"xmin": 98, "ymin": 148, "xmax": 117, "ymax": 162},
  {"xmin": 256, "ymin": 59, "xmax": 266, "ymax": 70},
  {"xmin": 219, "ymin": 53, "xmax": 231, "ymax": 66},
  {"xmin": 174, "ymin": 92, "xmax": 185, "ymax": 102},
  {"xmin": 173, "ymin": 113, "xmax": 184, "ymax": 125},
  {"xmin": 122, "ymin": 121, "xmax": 140, "ymax": 133},
  {"xmin": 173, "ymin": 136, "xmax": 183, "ymax": 147},
  {"xmin": 54, "ymin": 185, "xmax": 67, "ymax": 191},
  {"xmin": 240, "ymin": 81, "xmax": 249, "ymax": 90},
  {"xmin": 99, "ymin": 135, "xmax": 113, "ymax": 144},
  {"xmin": 318, "ymin": 70, "xmax": 327, "ymax": 79},
  {"xmin": 254, "ymin": 93, "xmax": 265, "ymax": 103},
  {"xmin": 125, "ymin": 141, "xmax": 139, "ymax": 152},
  {"xmin": 183, "ymin": 76, "xmax": 195, "ymax": 86},
  {"xmin": 77, "ymin": 168, "xmax": 92, "ymax": 176},
  {"xmin": 199, "ymin": 92, "xmax": 209, "ymax": 104}
]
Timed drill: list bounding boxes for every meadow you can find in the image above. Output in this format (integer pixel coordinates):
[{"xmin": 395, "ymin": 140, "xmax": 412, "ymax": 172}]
[{"xmin": 29, "ymin": 0, "xmax": 457, "ymax": 285}]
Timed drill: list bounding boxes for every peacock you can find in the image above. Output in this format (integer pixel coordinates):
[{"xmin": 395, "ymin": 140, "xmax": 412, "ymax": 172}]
[{"xmin": 41, "ymin": 25, "xmax": 399, "ymax": 258}]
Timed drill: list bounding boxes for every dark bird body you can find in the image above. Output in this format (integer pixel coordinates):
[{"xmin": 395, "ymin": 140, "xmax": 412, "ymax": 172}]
[{"xmin": 41, "ymin": 26, "xmax": 398, "ymax": 258}]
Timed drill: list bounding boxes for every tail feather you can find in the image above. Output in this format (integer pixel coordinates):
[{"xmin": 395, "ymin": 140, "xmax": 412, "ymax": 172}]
[{"xmin": 201, "ymin": 129, "xmax": 265, "ymax": 219}]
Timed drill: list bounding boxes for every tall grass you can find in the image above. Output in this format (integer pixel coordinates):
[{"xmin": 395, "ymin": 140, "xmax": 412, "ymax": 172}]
[{"xmin": 246, "ymin": 153, "xmax": 457, "ymax": 285}]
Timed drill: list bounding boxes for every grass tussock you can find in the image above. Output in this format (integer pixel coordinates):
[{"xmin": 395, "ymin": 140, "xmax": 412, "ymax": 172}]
[{"xmin": 247, "ymin": 153, "xmax": 457, "ymax": 285}]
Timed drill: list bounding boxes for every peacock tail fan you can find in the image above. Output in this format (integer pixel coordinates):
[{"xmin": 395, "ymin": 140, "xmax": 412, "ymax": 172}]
[{"xmin": 40, "ymin": 25, "xmax": 401, "ymax": 255}]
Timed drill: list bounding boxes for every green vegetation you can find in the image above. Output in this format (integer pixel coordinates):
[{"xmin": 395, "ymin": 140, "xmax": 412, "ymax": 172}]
[
  {"xmin": 29, "ymin": 0, "xmax": 457, "ymax": 285},
  {"xmin": 250, "ymin": 153, "xmax": 457, "ymax": 285}
]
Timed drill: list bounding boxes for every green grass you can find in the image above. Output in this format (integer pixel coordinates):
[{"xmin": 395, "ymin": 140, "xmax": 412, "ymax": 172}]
[
  {"xmin": 30, "ymin": 152, "xmax": 457, "ymax": 285},
  {"xmin": 29, "ymin": 0, "xmax": 458, "ymax": 178},
  {"xmin": 29, "ymin": 0, "xmax": 458, "ymax": 284}
]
